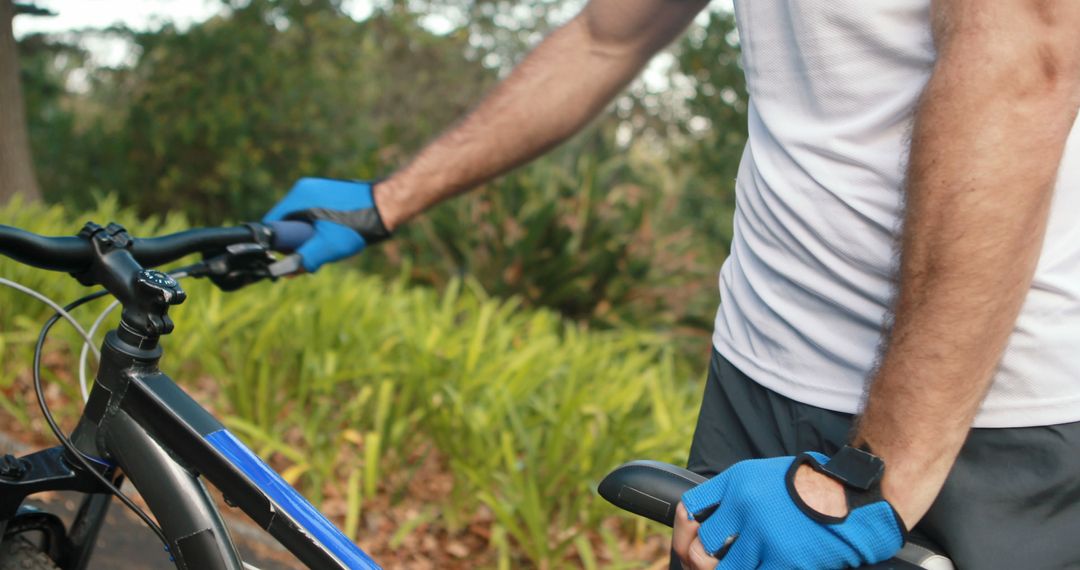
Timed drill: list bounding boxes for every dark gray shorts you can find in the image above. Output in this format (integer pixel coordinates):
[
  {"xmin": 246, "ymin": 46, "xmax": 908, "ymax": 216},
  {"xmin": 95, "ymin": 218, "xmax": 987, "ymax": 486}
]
[{"xmin": 682, "ymin": 349, "xmax": 1080, "ymax": 570}]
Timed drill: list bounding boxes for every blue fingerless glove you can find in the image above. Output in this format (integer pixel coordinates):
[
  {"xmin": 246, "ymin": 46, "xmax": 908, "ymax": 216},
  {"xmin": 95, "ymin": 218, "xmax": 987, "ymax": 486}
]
[
  {"xmin": 681, "ymin": 452, "xmax": 906, "ymax": 569},
  {"xmin": 263, "ymin": 177, "xmax": 391, "ymax": 272}
]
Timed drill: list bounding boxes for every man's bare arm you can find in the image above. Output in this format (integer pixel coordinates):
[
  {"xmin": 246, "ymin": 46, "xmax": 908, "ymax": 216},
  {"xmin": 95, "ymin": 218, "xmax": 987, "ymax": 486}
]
[
  {"xmin": 373, "ymin": 0, "xmax": 707, "ymax": 230},
  {"xmin": 838, "ymin": 0, "xmax": 1080, "ymax": 527}
]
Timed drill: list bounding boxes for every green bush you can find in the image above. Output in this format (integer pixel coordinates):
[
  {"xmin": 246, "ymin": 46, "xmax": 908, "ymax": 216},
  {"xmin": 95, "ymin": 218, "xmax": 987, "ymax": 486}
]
[
  {"xmin": 382, "ymin": 127, "xmax": 723, "ymax": 335},
  {"xmin": 1, "ymin": 198, "xmax": 702, "ymax": 568}
]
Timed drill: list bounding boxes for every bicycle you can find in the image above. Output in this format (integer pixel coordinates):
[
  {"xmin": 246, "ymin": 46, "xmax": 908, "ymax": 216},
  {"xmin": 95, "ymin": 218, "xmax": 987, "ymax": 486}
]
[
  {"xmin": 598, "ymin": 460, "xmax": 956, "ymax": 569},
  {"xmin": 0, "ymin": 219, "xmax": 373, "ymax": 569}
]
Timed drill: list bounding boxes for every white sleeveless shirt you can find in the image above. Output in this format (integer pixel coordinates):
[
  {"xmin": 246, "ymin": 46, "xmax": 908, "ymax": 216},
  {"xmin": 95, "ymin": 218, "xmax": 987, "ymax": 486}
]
[{"xmin": 713, "ymin": 0, "xmax": 1080, "ymax": 428}]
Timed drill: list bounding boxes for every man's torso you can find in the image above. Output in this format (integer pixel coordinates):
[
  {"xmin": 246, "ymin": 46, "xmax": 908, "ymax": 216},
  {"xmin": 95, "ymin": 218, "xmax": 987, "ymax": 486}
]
[{"xmin": 713, "ymin": 0, "xmax": 1080, "ymax": 427}]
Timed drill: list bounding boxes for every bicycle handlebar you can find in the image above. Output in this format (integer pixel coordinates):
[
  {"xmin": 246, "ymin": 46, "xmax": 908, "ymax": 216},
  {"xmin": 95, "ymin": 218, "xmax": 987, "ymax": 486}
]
[
  {"xmin": 0, "ymin": 226, "xmax": 93, "ymax": 272},
  {"xmin": 129, "ymin": 226, "xmax": 262, "ymax": 267},
  {"xmin": 267, "ymin": 220, "xmax": 315, "ymax": 253},
  {"xmin": 0, "ymin": 222, "xmax": 312, "ymax": 274}
]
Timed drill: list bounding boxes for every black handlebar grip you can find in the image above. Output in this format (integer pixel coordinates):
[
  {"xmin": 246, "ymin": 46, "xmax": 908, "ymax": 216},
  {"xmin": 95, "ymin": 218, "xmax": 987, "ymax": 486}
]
[
  {"xmin": 267, "ymin": 221, "xmax": 315, "ymax": 253},
  {"xmin": 598, "ymin": 460, "xmax": 706, "ymax": 528}
]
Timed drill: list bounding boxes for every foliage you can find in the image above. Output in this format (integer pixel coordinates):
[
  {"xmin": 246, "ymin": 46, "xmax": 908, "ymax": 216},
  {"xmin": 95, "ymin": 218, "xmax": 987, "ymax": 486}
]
[
  {"xmin": 669, "ymin": 10, "xmax": 748, "ymax": 255},
  {"xmin": 412, "ymin": 0, "xmax": 583, "ymax": 69},
  {"xmin": 382, "ymin": 125, "xmax": 716, "ymax": 332},
  {"xmin": 19, "ymin": 1, "xmax": 494, "ymax": 222},
  {"xmin": 0, "ymin": 198, "xmax": 702, "ymax": 568},
  {"xmin": 15, "ymin": 34, "xmax": 101, "ymax": 204},
  {"xmin": 370, "ymin": 7, "xmax": 746, "ymax": 332},
  {"xmin": 12, "ymin": 3, "xmax": 55, "ymax": 17}
]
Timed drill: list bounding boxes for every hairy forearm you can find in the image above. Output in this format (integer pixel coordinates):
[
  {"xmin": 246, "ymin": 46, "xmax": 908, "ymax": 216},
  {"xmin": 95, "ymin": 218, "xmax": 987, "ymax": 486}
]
[
  {"xmin": 374, "ymin": 9, "xmax": 679, "ymax": 230},
  {"xmin": 853, "ymin": 20, "xmax": 1079, "ymax": 526}
]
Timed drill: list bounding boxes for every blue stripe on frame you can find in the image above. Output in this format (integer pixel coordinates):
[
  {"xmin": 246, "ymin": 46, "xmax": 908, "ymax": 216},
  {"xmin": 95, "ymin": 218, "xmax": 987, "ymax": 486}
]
[{"xmin": 205, "ymin": 429, "xmax": 381, "ymax": 569}]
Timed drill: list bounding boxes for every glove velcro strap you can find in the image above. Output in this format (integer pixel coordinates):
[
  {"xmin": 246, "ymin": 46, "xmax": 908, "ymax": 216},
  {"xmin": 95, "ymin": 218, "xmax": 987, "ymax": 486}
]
[
  {"xmin": 785, "ymin": 453, "xmax": 910, "ymax": 542},
  {"xmin": 285, "ymin": 206, "xmax": 392, "ymax": 246}
]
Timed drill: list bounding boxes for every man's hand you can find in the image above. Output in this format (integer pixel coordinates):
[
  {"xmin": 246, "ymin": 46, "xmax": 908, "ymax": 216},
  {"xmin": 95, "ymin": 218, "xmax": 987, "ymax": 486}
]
[
  {"xmin": 263, "ymin": 178, "xmax": 391, "ymax": 272},
  {"xmin": 673, "ymin": 454, "xmax": 904, "ymax": 569},
  {"xmin": 673, "ymin": 503, "xmax": 718, "ymax": 570}
]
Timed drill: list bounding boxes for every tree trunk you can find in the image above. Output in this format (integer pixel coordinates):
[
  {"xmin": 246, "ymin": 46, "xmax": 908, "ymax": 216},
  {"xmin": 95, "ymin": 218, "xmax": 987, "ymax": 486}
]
[{"xmin": 0, "ymin": 0, "xmax": 41, "ymax": 205}]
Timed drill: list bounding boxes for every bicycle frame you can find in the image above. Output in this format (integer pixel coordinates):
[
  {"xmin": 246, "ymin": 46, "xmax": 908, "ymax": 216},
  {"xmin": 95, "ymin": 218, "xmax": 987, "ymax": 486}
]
[
  {"xmin": 95, "ymin": 328, "xmax": 380, "ymax": 565},
  {"xmin": 2, "ymin": 327, "xmax": 380, "ymax": 570},
  {"xmin": 0, "ymin": 221, "xmax": 380, "ymax": 568}
]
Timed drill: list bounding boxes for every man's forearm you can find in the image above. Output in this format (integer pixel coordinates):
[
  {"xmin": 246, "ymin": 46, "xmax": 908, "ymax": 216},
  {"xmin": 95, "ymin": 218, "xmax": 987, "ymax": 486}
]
[
  {"xmin": 378, "ymin": 15, "xmax": 633, "ymax": 228},
  {"xmin": 852, "ymin": 2, "xmax": 1080, "ymax": 527},
  {"xmin": 374, "ymin": 0, "xmax": 705, "ymax": 230}
]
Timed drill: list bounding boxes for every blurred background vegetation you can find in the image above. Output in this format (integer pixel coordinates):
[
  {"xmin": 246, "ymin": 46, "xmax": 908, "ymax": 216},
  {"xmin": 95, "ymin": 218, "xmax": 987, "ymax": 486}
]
[{"xmin": 2, "ymin": 0, "xmax": 748, "ymax": 567}]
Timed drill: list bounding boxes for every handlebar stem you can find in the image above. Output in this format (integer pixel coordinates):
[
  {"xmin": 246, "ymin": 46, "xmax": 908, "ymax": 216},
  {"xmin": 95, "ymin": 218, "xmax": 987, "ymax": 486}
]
[{"xmin": 73, "ymin": 222, "xmax": 188, "ymax": 348}]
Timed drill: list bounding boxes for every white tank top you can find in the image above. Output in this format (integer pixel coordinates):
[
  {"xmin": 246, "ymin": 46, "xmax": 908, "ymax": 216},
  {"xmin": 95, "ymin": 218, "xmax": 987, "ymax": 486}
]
[{"xmin": 713, "ymin": 0, "xmax": 1080, "ymax": 428}]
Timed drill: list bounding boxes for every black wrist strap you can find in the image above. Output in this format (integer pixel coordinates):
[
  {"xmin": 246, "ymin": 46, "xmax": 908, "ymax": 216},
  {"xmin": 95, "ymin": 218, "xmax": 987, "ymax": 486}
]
[{"xmin": 818, "ymin": 445, "xmax": 885, "ymax": 491}]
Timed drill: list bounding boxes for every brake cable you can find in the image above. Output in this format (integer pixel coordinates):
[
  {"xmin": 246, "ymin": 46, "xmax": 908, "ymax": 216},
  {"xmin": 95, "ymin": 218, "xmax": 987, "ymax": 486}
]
[{"xmin": 33, "ymin": 292, "xmax": 170, "ymax": 548}]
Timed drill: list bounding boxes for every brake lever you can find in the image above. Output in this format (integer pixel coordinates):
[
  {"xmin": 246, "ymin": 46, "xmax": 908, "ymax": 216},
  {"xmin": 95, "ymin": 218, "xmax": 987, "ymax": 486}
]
[
  {"xmin": 197, "ymin": 242, "xmax": 278, "ymax": 292},
  {"xmin": 267, "ymin": 254, "xmax": 304, "ymax": 278},
  {"xmin": 173, "ymin": 222, "xmax": 310, "ymax": 289}
]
